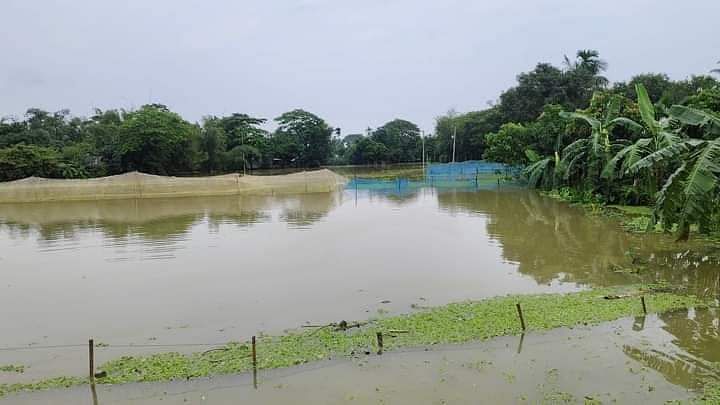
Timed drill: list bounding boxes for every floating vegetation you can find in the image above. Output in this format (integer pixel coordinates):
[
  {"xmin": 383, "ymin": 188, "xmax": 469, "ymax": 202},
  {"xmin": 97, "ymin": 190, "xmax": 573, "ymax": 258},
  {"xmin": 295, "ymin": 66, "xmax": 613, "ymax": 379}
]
[
  {"xmin": 0, "ymin": 287, "xmax": 709, "ymax": 398},
  {"xmin": 0, "ymin": 364, "xmax": 25, "ymax": 373}
]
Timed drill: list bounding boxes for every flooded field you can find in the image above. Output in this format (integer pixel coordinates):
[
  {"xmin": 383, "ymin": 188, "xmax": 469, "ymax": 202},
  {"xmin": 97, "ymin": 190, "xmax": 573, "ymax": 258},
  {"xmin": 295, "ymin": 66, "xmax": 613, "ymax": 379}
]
[
  {"xmin": 4, "ymin": 310, "xmax": 719, "ymax": 404},
  {"xmin": 1, "ymin": 180, "xmax": 719, "ymax": 400}
]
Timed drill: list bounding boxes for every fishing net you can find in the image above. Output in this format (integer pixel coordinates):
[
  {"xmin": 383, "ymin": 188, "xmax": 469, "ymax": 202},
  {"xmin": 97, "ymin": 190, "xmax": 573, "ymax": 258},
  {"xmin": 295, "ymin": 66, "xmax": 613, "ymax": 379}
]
[
  {"xmin": 426, "ymin": 160, "xmax": 511, "ymax": 179},
  {"xmin": 0, "ymin": 170, "xmax": 347, "ymax": 203}
]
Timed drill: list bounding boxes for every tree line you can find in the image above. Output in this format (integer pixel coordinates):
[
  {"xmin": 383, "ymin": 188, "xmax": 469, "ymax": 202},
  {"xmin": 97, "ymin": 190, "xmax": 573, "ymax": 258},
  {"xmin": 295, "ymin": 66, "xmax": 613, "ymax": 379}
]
[
  {"xmin": 2, "ymin": 52, "xmax": 719, "ymax": 233},
  {"xmin": 0, "ymin": 102, "xmax": 435, "ymax": 181},
  {"xmin": 452, "ymin": 51, "xmax": 718, "ymax": 241},
  {"xmin": 0, "ymin": 106, "xmax": 339, "ymax": 180}
]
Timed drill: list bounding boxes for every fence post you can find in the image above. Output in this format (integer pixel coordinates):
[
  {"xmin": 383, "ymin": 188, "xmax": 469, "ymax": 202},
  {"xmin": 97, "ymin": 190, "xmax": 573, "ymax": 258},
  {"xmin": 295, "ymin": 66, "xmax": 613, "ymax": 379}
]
[
  {"xmin": 376, "ymin": 332, "xmax": 384, "ymax": 355},
  {"xmin": 515, "ymin": 303, "xmax": 526, "ymax": 331},
  {"xmin": 88, "ymin": 339, "xmax": 95, "ymax": 382},
  {"xmin": 641, "ymin": 296, "xmax": 647, "ymax": 315},
  {"xmin": 252, "ymin": 336, "xmax": 258, "ymax": 388}
]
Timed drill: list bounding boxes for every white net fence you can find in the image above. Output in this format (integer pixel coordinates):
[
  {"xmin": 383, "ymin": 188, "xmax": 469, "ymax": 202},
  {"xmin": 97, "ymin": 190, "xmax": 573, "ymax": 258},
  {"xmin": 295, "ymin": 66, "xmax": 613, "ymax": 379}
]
[{"xmin": 0, "ymin": 170, "xmax": 347, "ymax": 203}]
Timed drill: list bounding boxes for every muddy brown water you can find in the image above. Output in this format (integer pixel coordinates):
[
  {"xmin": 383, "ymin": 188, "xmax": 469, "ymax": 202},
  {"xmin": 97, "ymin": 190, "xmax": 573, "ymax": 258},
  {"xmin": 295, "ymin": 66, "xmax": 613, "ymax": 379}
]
[
  {"xmin": 3, "ymin": 311, "xmax": 718, "ymax": 404},
  {"xmin": 1, "ymin": 183, "xmax": 719, "ymax": 399}
]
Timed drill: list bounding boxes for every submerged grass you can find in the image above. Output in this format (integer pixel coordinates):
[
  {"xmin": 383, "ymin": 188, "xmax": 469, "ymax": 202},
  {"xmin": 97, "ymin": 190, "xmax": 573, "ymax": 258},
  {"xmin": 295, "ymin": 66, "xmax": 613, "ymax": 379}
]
[{"xmin": 0, "ymin": 286, "xmax": 708, "ymax": 398}]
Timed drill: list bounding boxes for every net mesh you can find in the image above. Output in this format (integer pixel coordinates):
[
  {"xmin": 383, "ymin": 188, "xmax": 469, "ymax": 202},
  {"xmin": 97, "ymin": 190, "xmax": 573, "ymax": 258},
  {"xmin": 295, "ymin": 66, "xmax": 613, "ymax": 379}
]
[
  {"xmin": 426, "ymin": 160, "xmax": 510, "ymax": 178},
  {"xmin": 0, "ymin": 170, "xmax": 347, "ymax": 203},
  {"xmin": 346, "ymin": 161, "xmax": 514, "ymax": 196}
]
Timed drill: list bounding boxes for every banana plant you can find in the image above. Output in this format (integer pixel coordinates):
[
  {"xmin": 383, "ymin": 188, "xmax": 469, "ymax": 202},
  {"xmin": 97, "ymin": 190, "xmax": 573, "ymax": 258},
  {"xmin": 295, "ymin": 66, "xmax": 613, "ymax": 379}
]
[
  {"xmin": 651, "ymin": 106, "xmax": 720, "ymax": 240},
  {"xmin": 558, "ymin": 94, "xmax": 627, "ymax": 193},
  {"xmin": 603, "ymin": 84, "xmax": 681, "ymax": 199},
  {"xmin": 522, "ymin": 148, "xmax": 561, "ymax": 189}
]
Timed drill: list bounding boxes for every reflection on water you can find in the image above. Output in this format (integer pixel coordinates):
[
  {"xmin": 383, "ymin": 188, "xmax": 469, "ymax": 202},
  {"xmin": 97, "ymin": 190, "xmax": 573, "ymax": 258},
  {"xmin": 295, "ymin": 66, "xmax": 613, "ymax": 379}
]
[
  {"xmin": 1, "ymin": 187, "xmax": 718, "ymax": 295},
  {"xmin": 1, "ymin": 185, "xmax": 719, "ymax": 389},
  {"xmin": 0, "ymin": 194, "xmax": 340, "ymax": 259},
  {"xmin": 623, "ymin": 308, "xmax": 720, "ymax": 389}
]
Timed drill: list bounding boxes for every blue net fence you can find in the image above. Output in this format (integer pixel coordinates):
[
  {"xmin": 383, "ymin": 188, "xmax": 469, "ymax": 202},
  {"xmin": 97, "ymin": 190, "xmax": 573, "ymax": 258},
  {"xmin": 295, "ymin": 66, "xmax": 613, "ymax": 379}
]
[
  {"xmin": 426, "ymin": 161, "xmax": 510, "ymax": 178},
  {"xmin": 345, "ymin": 161, "xmax": 517, "ymax": 196}
]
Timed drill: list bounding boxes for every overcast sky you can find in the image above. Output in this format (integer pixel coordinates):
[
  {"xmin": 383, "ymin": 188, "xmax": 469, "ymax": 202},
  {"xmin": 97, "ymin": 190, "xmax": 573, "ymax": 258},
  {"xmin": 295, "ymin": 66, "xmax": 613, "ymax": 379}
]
[{"xmin": 1, "ymin": 0, "xmax": 719, "ymax": 134}]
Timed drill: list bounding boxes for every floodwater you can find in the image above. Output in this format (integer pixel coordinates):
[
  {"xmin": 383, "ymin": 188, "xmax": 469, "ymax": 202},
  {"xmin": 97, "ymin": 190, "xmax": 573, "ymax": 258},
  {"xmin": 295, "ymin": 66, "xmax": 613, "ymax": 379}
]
[
  {"xmin": 4, "ymin": 310, "xmax": 719, "ymax": 404},
  {"xmin": 1, "ymin": 180, "xmax": 719, "ymax": 399}
]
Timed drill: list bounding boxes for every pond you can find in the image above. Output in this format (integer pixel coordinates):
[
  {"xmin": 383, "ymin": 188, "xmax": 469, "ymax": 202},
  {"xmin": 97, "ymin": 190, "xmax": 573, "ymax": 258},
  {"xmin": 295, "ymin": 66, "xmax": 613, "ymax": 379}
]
[{"xmin": 1, "ymin": 178, "xmax": 719, "ymax": 394}]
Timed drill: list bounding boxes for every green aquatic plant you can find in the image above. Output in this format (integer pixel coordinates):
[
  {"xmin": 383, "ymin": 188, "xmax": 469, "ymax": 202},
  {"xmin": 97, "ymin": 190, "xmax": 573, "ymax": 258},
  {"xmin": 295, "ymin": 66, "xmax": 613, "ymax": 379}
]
[
  {"xmin": 0, "ymin": 364, "xmax": 25, "ymax": 373},
  {"xmin": 0, "ymin": 287, "xmax": 708, "ymax": 398},
  {"xmin": 0, "ymin": 376, "xmax": 86, "ymax": 398}
]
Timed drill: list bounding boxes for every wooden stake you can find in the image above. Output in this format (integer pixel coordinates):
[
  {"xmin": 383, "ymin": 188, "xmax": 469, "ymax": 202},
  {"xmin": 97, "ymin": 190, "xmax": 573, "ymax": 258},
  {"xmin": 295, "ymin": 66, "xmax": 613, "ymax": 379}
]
[
  {"xmin": 88, "ymin": 339, "xmax": 95, "ymax": 382},
  {"xmin": 251, "ymin": 336, "xmax": 257, "ymax": 368},
  {"xmin": 252, "ymin": 335, "xmax": 257, "ymax": 389},
  {"xmin": 376, "ymin": 332, "xmax": 384, "ymax": 355},
  {"xmin": 641, "ymin": 296, "xmax": 647, "ymax": 315},
  {"xmin": 516, "ymin": 303, "xmax": 526, "ymax": 331}
]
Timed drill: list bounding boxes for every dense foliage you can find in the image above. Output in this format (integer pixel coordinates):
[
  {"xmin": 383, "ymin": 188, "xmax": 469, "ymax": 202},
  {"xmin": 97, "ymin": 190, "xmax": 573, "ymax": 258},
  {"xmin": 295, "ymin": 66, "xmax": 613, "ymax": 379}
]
[
  {"xmin": 485, "ymin": 53, "xmax": 720, "ymax": 240},
  {"xmin": 423, "ymin": 50, "xmax": 719, "ymax": 240},
  {"xmin": 0, "ymin": 106, "xmax": 340, "ymax": 180}
]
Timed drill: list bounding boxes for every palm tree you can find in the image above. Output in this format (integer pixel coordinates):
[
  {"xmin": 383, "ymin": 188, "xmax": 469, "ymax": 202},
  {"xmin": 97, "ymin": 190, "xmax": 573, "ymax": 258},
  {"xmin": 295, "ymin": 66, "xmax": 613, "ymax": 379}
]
[
  {"xmin": 711, "ymin": 61, "xmax": 720, "ymax": 75},
  {"xmin": 564, "ymin": 50, "xmax": 609, "ymax": 88}
]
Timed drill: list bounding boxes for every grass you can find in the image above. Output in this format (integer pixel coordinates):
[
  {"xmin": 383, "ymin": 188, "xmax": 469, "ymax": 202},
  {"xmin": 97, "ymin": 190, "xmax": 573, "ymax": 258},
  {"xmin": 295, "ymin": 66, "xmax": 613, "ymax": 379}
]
[{"xmin": 0, "ymin": 286, "xmax": 708, "ymax": 398}]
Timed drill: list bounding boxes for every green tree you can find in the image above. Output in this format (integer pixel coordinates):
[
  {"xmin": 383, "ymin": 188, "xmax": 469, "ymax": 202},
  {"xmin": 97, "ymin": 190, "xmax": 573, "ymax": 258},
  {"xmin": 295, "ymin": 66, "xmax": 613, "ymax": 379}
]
[
  {"xmin": 348, "ymin": 137, "xmax": 389, "ymax": 164},
  {"xmin": 562, "ymin": 49, "xmax": 609, "ymax": 107},
  {"xmin": 685, "ymin": 86, "xmax": 720, "ymax": 116},
  {"xmin": 499, "ymin": 63, "xmax": 567, "ymax": 123},
  {"xmin": 371, "ymin": 119, "xmax": 421, "ymax": 163},
  {"xmin": 117, "ymin": 104, "xmax": 196, "ymax": 174},
  {"xmin": 274, "ymin": 110, "xmax": 332, "ymax": 167},
  {"xmin": 483, "ymin": 123, "xmax": 534, "ymax": 165},
  {"xmin": 0, "ymin": 144, "xmax": 66, "ymax": 181},
  {"xmin": 434, "ymin": 109, "xmax": 502, "ymax": 162},
  {"xmin": 198, "ymin": 119, "xmax": 227, "ymax": 173},
  {"xmin": 83, "ymin": 108, "xmax": 125, "ymax": 175},
  {"xmin": 216, "ymin": 113, "xmax": 267, "ymax": 150}
]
